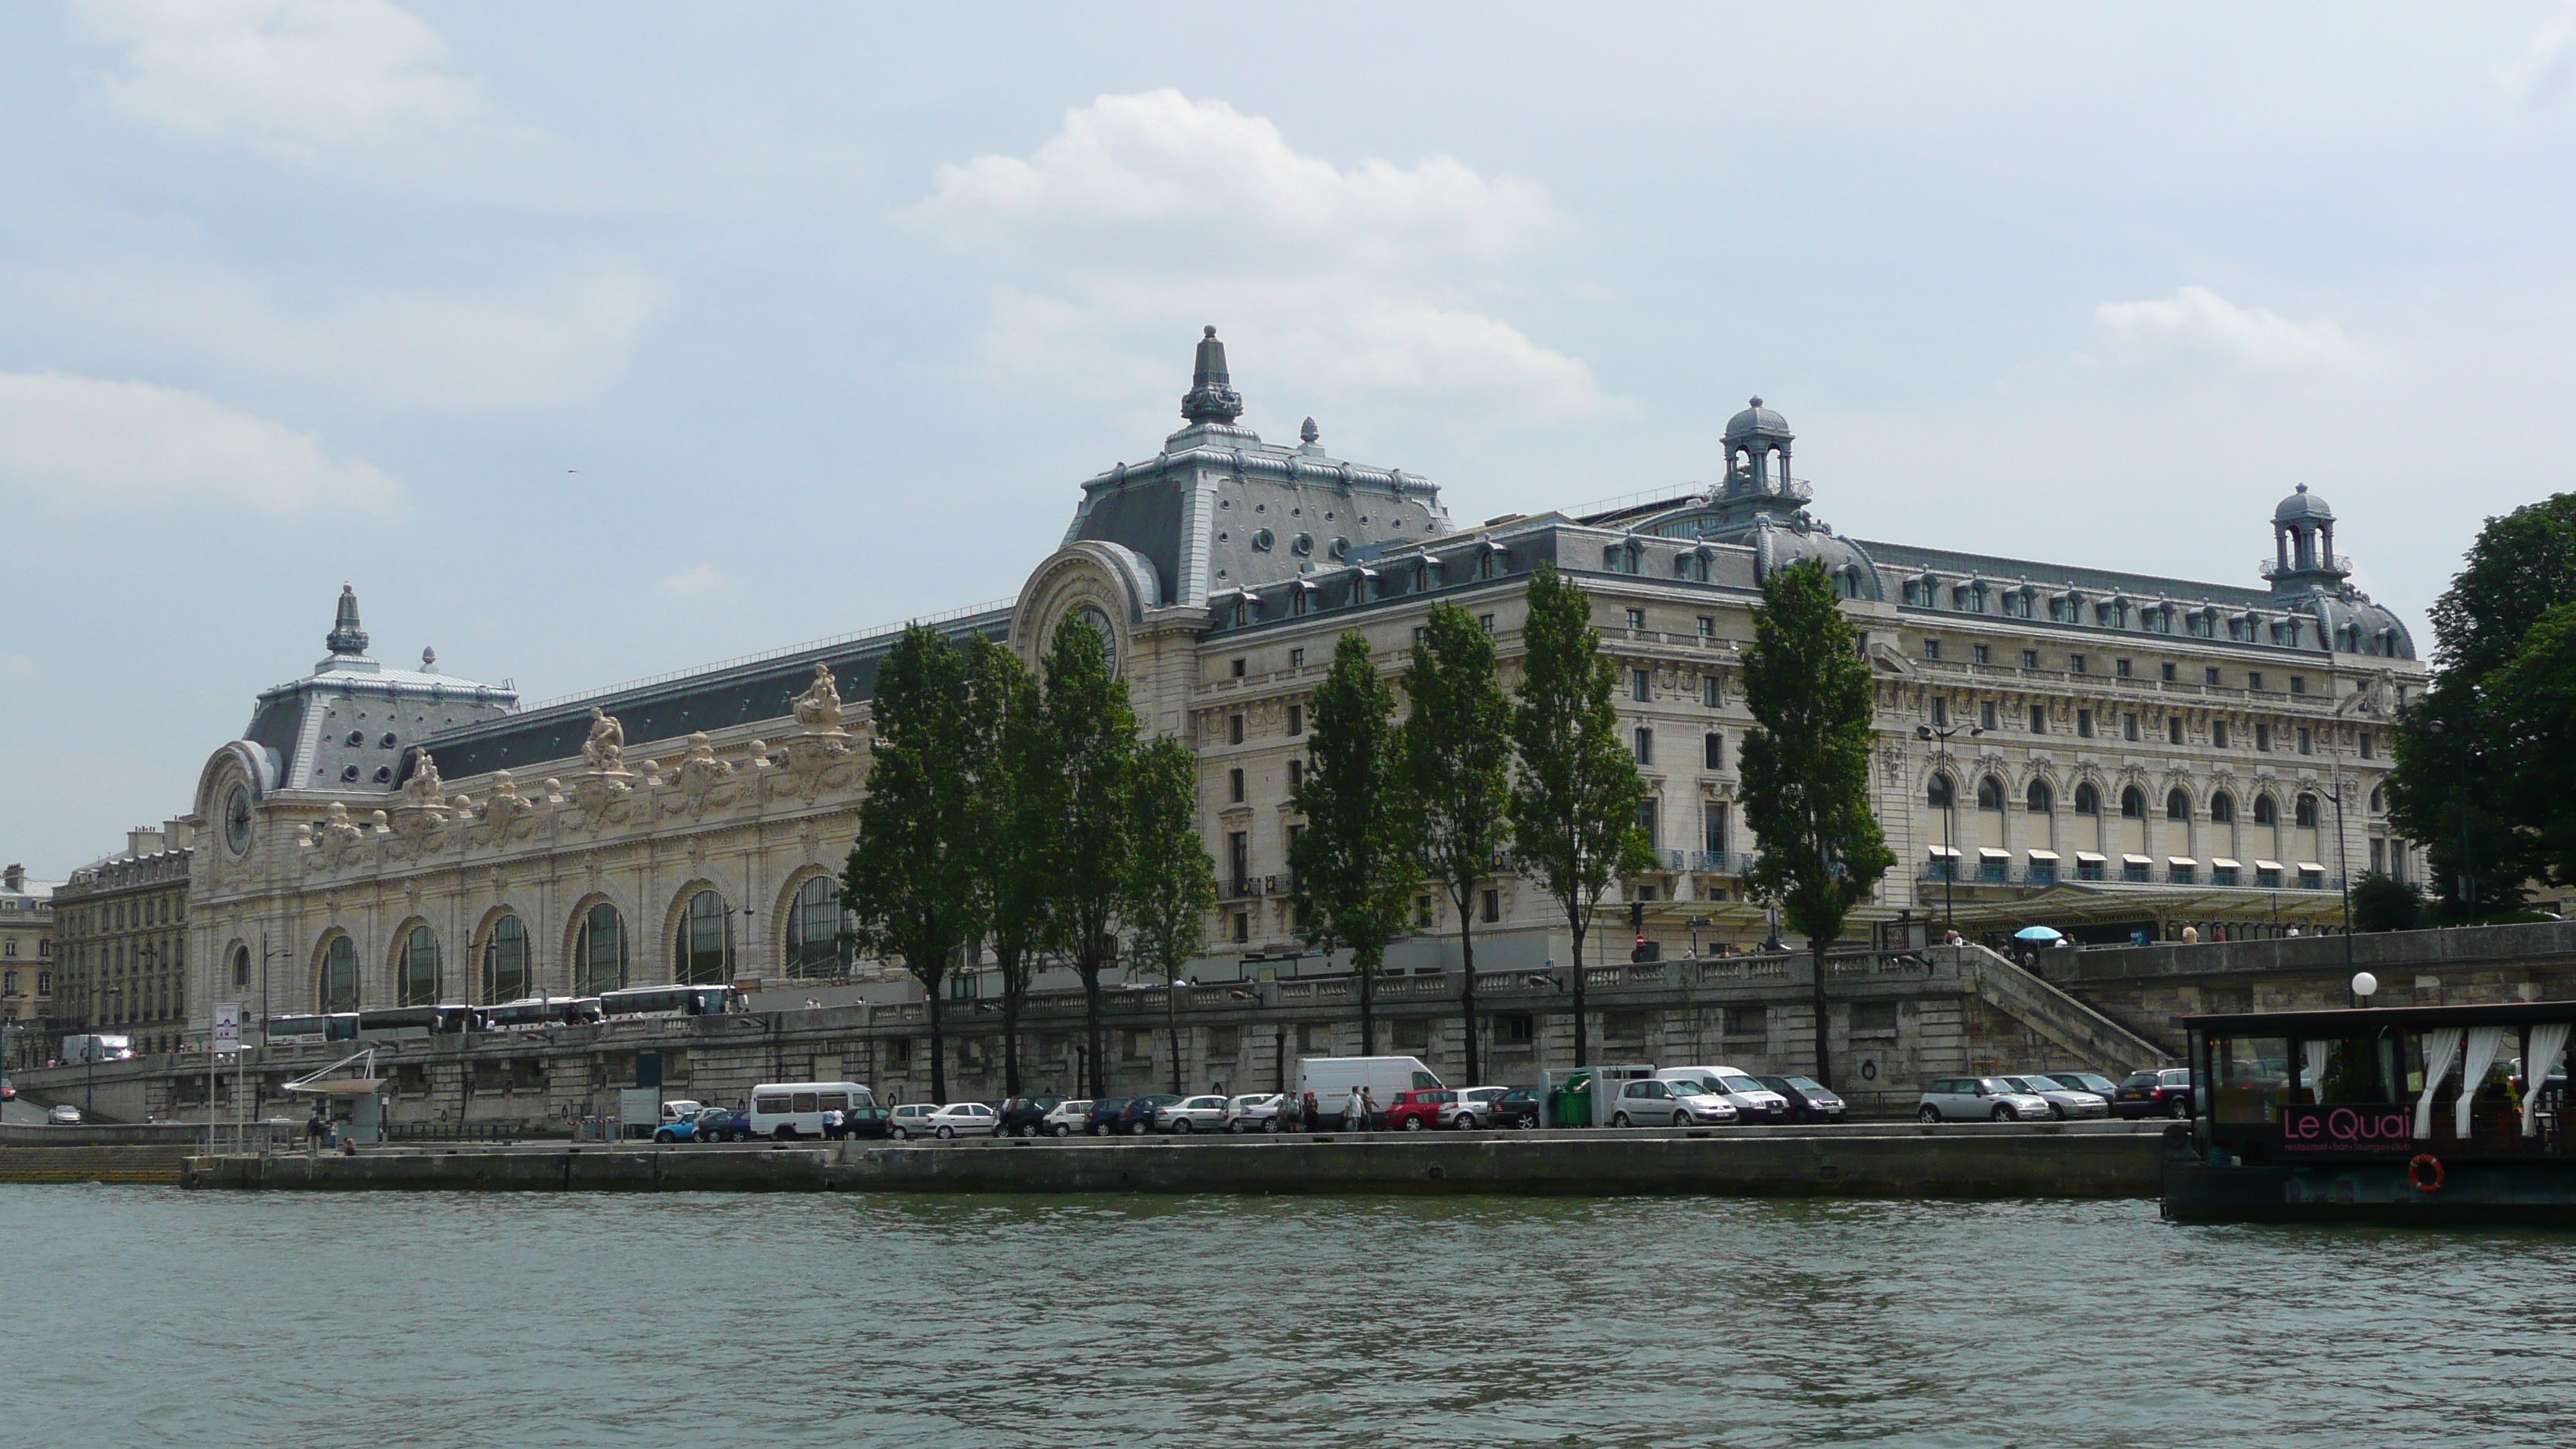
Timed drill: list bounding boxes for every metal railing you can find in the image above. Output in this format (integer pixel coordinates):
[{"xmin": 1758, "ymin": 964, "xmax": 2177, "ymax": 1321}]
[{"xmin": 1916, "ymin": 864, "xmax": 2344, "ymax": 892}]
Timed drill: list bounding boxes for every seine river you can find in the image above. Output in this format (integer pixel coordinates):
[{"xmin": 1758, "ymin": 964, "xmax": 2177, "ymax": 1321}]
[{"xmin": 13, "ymin": 1186, "xmax": 2574, "ymax": 1447}]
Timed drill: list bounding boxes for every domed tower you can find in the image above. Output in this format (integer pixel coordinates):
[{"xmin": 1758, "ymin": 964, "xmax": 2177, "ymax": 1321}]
[
  {"xmin": 1723, "ymin": 397, "xmax": 1797, "ymax": 497},
  {"xmin": 2262, "ymin": 484, "xmax": 2417, "ymax": 659},
  {"xmin": 2267, "ymin": 484, "xmax": 2348, "ymax": 586}
]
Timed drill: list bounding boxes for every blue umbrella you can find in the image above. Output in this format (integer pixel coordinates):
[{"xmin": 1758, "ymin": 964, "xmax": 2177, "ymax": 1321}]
[{"xmin": 2013, "ymin": 926, "xmax": 2064, "ymax": 942}]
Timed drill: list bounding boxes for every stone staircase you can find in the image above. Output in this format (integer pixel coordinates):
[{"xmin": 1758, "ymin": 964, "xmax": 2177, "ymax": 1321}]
[{"xmin": 1951, "ymin": 945, "xmax": 2174, "ymax": 1072}]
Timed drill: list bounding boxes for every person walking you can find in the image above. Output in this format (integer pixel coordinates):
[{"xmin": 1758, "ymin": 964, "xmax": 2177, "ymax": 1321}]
[
  {"xmin": 1345, "ymin": 1084, "xmax": 1365, "ymax": 1132},
  {"xmin": 1358, "ymin": 1085, "xmax": 1379, "ymax": 1132},
  {"xmin": 1301, "ymin": 1091, "xmax": 1319, "ymax": 1132},
  {"xmin": 304, "ymin": 1108, "xmax": 324, "ymax": 1161}
]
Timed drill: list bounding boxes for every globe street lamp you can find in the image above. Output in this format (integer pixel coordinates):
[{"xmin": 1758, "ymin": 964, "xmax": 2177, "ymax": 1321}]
[{"xmin": 1917, "ymin": 721, "xmax": 1985, "ymax": 937}]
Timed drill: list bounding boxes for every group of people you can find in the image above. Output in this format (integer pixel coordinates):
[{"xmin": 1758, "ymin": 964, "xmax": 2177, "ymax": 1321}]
[{"xmin": 1273, "ymin": 1086, "xmax": 1382, "ymax": 1132}]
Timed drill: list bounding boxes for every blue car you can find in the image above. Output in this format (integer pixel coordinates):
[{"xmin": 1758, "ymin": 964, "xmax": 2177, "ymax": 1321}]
[{"xmin": 1086, "ymin": 1097, "xmax": 1134, "ymax": 1136}]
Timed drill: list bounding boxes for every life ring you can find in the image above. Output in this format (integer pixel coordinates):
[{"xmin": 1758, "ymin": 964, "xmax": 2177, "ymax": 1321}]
[{"xmin": 2406, "ymin": 1153, "xmax": 2445, "ymax": 1194}]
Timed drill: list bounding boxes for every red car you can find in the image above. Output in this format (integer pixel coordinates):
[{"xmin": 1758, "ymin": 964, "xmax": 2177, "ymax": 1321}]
[{"xmin": 1382, "ymin": 1088, "xmax": 1459, "ymax": 1132}]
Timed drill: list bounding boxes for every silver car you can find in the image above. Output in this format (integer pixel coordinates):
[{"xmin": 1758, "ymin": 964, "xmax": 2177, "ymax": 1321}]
[
  {"xmin": 1917, "ymin": 1076, "xmax": 2054, "ymax": 1122},
  {"xmin": 1222, "ymin": 1094, "xmax": 1285, "ymax": 1133},
  {"xmin": 1999, "ymin": 1074, "xmax": 2109, "ymax": 1120},
  {"xmin": 1447, "ymin": 1086, "xmax": 1510, "ymax": 1129},
  {"xmin": 1156, "ymin": 1094, "xmax": 1232, "ymax": 1133}
]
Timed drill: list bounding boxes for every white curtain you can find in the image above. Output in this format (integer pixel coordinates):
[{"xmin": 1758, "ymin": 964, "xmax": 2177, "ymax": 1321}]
[
  {"xmin": 2456, "ymin": 1026, "xmax": 2509, "ymax": 1140},
  {"xmin": 2301, "ymin": 1040, "xmax": 2332, "ymax": 1101},
  {"xmin": 2415, "ymin": 1027, "xmax": 2462, "ymax": 1140},
  {"xmin": 2523, "ymin": 1023, "xmax": 2571, "ymax": 1138}
]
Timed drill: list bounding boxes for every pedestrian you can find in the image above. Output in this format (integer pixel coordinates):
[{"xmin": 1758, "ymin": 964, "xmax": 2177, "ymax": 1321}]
[
  {"xmin": 1359, "ymin": 1085, "xmax": 1379, "ymax": 1131},
  {"xmin": 304, "ymin": 1108, "xmax": 324, "ymax": 1161},
  {"xmin": 823, "ymin": 1107, "xmax": 844, "ymax": 1140},
  {"xmin": 1345, "ymin": 1084, "xmax": 1365, "ymax": 1131},
  {"xmin": 1302, "ymin": 1091, "xmax": 1319, "ymax": 1132}
]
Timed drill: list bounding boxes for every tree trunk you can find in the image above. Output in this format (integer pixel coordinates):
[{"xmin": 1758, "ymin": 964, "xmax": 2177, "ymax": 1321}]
[
  {"xmin": 1809, "ymin": 940, "xmax": 1833, "ymax": 1091},
  {"xmin": 1458, "ymin": 906, "xmax": 1481, "ymax": 1086},
  {"xmin": 999, "ymin": 949, "xmax": 1023, "ymax": 1098},
  {"xmin": 927, "ymin": 987, "xmax": 949, "ymax": 1105},
  {"xmin": 1081, "ymin": 963, "xmax": 1105, "ymax": 1099},
  {"xmin": 1359, "ymin": 951, "xmax": 1377, "ymax": 1057},
  {"xmin": 1166, "ymin": 972, "xmax": 1183, "ymax": 1095},
  {"xmin": 1569, "ymin": 919, "xmax": 1589, "ymax": 1067}
]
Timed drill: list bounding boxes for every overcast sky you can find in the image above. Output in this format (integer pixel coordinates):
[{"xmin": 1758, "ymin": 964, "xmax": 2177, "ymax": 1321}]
[{"xmin": 5, "ymin": 2, "xmax": 2574, "ymax": 875}]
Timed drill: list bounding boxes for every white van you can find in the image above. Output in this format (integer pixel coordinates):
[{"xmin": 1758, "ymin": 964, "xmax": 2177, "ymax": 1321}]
[
  {"xmin": 1295, "ymin": 1057, "xmax": 1442, "ymax": 1129},
  {"xmin": 1656, "ymin": 1065, "xmax": 1789, "ymax": 1122},
  {"xmin": 747, "ymin": 1081, "xmax": 875, "ymax": 1140}
]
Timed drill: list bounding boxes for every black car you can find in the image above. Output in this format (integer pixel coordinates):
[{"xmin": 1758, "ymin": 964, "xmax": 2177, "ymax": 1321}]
[
  {"xmin": 1116, "ymin": 1094, "xmax": 1184, "ymax": 1136},
  {"xmin": 1755, "ymin": 1075, "xmax": 1848, "ymax": 1123},
  {"xmin": 843, "ymin": 1105, "xmax": 893, "ymax": 1140},
  {"xmin": 997, "ymin": 1095, "xmax": 1064, "ymax": 1139},
  {"xmin": 2112, "ymin": 1067, "xmax": 2197, "ymax": 1119},
  {"xmin": 1492, "ymin": 1086, "xmax": 1545, "ymax": 1129},
  {"xmin": 1087, "ymin": 1097, "xmax": 1135, "ymax": 1136}
]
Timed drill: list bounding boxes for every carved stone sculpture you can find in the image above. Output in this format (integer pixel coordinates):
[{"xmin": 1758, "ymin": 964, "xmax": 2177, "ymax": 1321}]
[
  {"xmin": 793, "ymin": 663, "xmax": 846, "ymax": 732},
  {"xmin": 401, "ymin": 752, "xmax": 447, "ymax": 810},
  {"xmin": 582, "ymin": 707, "xmax": 628, "ymax": 772}
]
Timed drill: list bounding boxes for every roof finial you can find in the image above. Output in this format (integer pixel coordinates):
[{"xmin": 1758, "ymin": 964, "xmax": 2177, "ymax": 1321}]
[
  {"xmin": 1181, "ymin": 327, "xmax": 1244, "ymax": 425},
  {"xmin": 1300, "ymin": 416, "xmax": 1319, "ymax": 445},
  {"xmin": 327, "ymin": 583, "xmax": 369, "ymax": 656},
  {"xmin": 421, "ymin": 646, "xmax": 438, "ymax": 672}
]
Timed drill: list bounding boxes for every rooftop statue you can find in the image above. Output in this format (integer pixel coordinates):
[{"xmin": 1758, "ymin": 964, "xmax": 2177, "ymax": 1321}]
[
  {"xmin": 793, "ymin": 663, "xmax": 845, "ymax": 731},
  {"xmin": 582, "ymin": 707, "xmax": 627, "ymax": 771}
]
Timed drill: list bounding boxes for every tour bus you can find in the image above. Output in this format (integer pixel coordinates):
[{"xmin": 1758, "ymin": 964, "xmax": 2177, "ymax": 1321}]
[
  {"xmin": 351, "ymin": 1005, "xmax": 481, "ymax": 1041},
  {"xmin": 747, "ymin": 1081, "xmax": 875, "ymax": 1140},
  {"xmin": 259, "ymin": 1015, "xmax": 357, "ymax": 1047},
  {"xmin": 478, "ymin": 997, "xmax": 605, "ymax": 1031},
  {"xmin": 598, "ymin": 984, "xmax": 742, "ymax": 1022},
  {"xmin": 1295, "ymin": 1057, "xmax": 1443, "ymax": 1129}
]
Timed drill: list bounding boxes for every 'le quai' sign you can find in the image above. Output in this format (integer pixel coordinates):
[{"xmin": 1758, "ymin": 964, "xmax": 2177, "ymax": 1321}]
[{"xmin": 2280, "ymin": 1104, "xmax": 2414, "ymax": 1154}]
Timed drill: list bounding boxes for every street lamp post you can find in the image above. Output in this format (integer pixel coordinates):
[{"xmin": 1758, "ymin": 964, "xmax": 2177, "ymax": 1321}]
[{"xmin": 1916, "ymin": 721, "xmax": 1985, "ymax": 937}]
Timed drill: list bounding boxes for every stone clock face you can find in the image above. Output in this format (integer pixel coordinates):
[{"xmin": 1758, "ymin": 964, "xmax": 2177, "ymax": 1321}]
[{"xmin": 224, "ymin": 784, "xmax": 253, "ymax": 855}]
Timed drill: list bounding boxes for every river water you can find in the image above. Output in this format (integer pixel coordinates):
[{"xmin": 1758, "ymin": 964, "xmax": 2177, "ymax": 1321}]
[{"xmin": 12, "ymin": 1186, "xmax": 2573, "ymax": 1447}]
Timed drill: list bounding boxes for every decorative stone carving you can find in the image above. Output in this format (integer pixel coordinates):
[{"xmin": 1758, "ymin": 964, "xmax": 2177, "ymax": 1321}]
[
  {"xmin": 581, "ymin": 707, "xmax": 629, "ymax": 773},
  {"xmin": 322, "ymin": 800, "xmax": 364, "ymax": 844},
  {"xmin": 401, "ymin": 752, "xmax": 447, "ymax": 812},
  {"xmin": 486, "ymin": 769, "xmax": 536, "ymax": 822},
  {"xmin": 793, "ymin": 664, "xmax": 848, "ymax": 734}
]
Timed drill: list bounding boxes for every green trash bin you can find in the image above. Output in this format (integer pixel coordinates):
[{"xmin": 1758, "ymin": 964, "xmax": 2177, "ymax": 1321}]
[{"xmin": 1552, "ymin": 1071, "xmax": 1596, "ymax": 1128}]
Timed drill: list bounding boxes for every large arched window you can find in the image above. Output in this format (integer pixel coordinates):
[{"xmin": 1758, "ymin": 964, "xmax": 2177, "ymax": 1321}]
[
  {"xmin": 2120, "ymin": 786, "xmax": 2146, "ymax": 820},
  {"xmin": 2209, "ymin": 792, "xmax": 2235, "ymax": 824},
  {"xmin": 399, "ymin": 925, "xmax": 440, "ymax": 1005},
  {"xmin": 320, "ymin": 934, "xmax": 358, "ymax": 1012},
  {"xmin": 784, "ymin": 876, "xmax": 848, "ymax": 981},
  {"xmin": 1927, "ymin": 774, "xmax": 1955, "ymax": 810},
  {"xmin": 677, "ymin": 889, "xmax": 731, "ymax": 986},
  {"xmin": 1976, "ymin": 775, "xmax": 2006, "ymax": 811},
  {"xmin": 574, "ymin": 903, "xmax": 626, "ymax": 997},
  {"xmin": 2369, "ymin": 786, "xmax": 2385, "ymax": 814},
  {"xmin": 230, "ymin": 943, "xmax": 250, "ymax": 989},
  {"xmin": 2026, "ymin": 779, "xmax": 2054, "ymax": 814},
  {"xmin": 2253, "ymin": 793, "xmax": 2278, "ymax": 826},
  {"xmin": 2296, "ymin": 793, "xmax": 2321, "ymax": 828},
  {"xmin": 2167, "ymin": 789, "xmax": 2191, "ymax": 822},
  {"xmin": 2073, "ymin": 782, "xmax": 2101, "ymax": 816},
  {"xmin": 484, "ymin": 915, "xmax": 529, "ymax": 1002}
]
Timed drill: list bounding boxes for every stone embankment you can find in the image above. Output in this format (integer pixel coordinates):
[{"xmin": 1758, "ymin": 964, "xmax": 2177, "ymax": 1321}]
[
  {"xmin": 183, "ymin": 1121, "xmax": 2167, "ymax": 1199},
  {"xmin": 0, "ymin": 1146, "xmax": 191, "ymax": 1184}
]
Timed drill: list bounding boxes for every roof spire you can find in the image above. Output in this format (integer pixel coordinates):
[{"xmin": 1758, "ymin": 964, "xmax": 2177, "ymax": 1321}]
[
  {"xmin": 327, "ymin": 583, "xmax": 369, "ymax": 656},
  {"xmin": 1180, "ymin": 325, "xmax": 1244, "ymax": 425}
]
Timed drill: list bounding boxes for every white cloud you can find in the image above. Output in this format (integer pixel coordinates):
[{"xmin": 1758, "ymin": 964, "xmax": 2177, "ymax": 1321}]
[
  {"xmin": 911, "ymin": 91, "xmax": 1619, "ymax": 425},
  {"xmin": 2091, "ymin": 286, "xmax": 2372, "ymax": 377},
  {"xmin": 0, "ymin": 372, "xmax": 399, "ymax": 514},
  {"xmin": 656, "ymin": 564, "xmax": 728, "ymax": 599},
  {"xmin": 2499, "ymin": 2, "xmax": 2576, "ymax": 108}
]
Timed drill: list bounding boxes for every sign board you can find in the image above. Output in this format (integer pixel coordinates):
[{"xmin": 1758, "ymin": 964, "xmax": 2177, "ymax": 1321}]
[
  {"xmin": 213, "ymin": 1002, "xmax": 243, "ymax": 1054},
  {"xmin": 2280, "ymin": 1103, "xmax": 2415, "ymax": 1155}
]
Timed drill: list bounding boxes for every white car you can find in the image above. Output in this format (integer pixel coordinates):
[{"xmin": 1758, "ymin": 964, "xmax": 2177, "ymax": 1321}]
[
  {"xmin": 1608, "ymin": 1078, "xmax": 1739, "ymax": 1128},
  {"xmin": 1917, "ymin": 1076, "xmax": 2055, "ymax": 1122},
  {"xmin": 922, "ymin": 1102, "xmax": 1000, "ymax": 1139},
  {"xmin": 1042, "ymin": 1099, "xmax": 1093, "ymax": 1137},
  {"xmin": 1658, "ymin": 1065, "xmax": 1790, "ymax": 1121},
  {"xmin": 886, "ymin": 1103, "xmax": 937, "ymax": 1139},
  {"xmin": 1999, "ymin": 1074, "xmax": 2109, "ymax": 1120},
  {"xmin": 48, "ymin": 1104, "xmax": 81, "ymax": 1125},
  {"xmin": 1222, "ymin": 1094, "xmax": 1286, "ymax": 1132},
  {"xmin": 1156, "ymin": 1094, "xmax": 1231, "ymax": 1133}
]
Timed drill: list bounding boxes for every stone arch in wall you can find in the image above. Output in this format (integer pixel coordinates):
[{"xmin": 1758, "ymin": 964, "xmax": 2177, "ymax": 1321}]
[
  {"xmin": 469, "ymin": 903, "xmax": 531, "ymax": 1003},
  {"xmin": 562, "ymin": 891, "xmax": 631, "ymax": 998},
  {"xmin": 660, "ymin": 877, "xmax": 735, "ymax": 988},
  {"xmin": 313, "ymin": 927, "xmax": 359, "ymax": 1013},
  {"xmin": 772, "ymin": 865, "xmax": 849, "ymax": 982},
  {"xmin": 387, "ymin": 915, "xmax": 440, "ymax": 1006}
]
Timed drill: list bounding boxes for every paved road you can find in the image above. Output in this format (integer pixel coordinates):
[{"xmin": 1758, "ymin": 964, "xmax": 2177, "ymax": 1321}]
[{"xmin": 2, "ymin": 1097, "xmax": 52, "ymax": 1125}]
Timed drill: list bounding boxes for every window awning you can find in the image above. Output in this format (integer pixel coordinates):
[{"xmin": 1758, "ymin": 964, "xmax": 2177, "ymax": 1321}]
[
  {"xmin": 2026, "ymin": 849, "xmax": 2062, "ymax": 862},
  {"xmin": 2255, "ymin": 859, "xmax": 2286, "ymax": 872},
  {"xmin": 1927, "ymin": 845, "xmax": 1961, "ymax": 859},
  {"xmin": 2297, "ymin": 862, "xmax": 2328, "ymax": 875},
  {"xmin": 2122, "ymin": 853, "xmax": 2154, "ymax": 866},
  {"xmin": 2167, "ymin": 856, "xmax": 2198, "ymax": 868},
  {"xmin": 2074, "ymin": 851, "xmax": 2108, "ymax": 864},
  {"xmin": 1978, "ymin": 847, "xmax": 2012, "ymax": 859},
  {"xmin": 2209, "ymin": 858, "xmax": 2242, "ymax": 871}
]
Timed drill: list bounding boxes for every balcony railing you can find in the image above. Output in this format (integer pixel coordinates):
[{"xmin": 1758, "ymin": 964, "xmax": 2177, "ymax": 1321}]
[{"xmin": 1915, "ymin": 864, "xmax": 2343, "ymax": 892}]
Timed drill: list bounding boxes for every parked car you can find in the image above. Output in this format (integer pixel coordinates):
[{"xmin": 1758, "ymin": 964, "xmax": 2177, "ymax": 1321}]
[
  {"xmin": 2039, "ymin": 1070, "xmax": 2124, "ymax": 1101},
  {"xmin": 1116, "ymin": 1094, "xmax": 1184, "ymax": 1135},
  {"xmin": 844, "ymin": 1105, "xmax": 893, "ymax": 1140},
  {"xmin": 686, "ymin": 1106, "xmax": 739, "ymax": 1142},
  {"xmin": 887, "ymin": 1103, "xmax": 940, "ymax": 1139},
  {"xmin": 1156, "ymin": 1094, "xmax": 1231, "ymax": 1132},
  {"xmin": 1609, "ymin": 1078, "xmax": 1738, "ymax": 1127},
  {"xmin": 1755, "ymin": 1075, "xmax": 1848, "ymax": 1123},
  {"xmin": 1087, "ymin": 1097, "xmax": 1136, "ymax": 1136},
  {"xmin": 1917, "ymin": 1077, "xmax": 2055, "ymax": 1122},
  {"xmin": 923, "ymin": 1102, "xmax": 1000, "ymax": 1139},
  {"xmin": 651, "ymin": 1114, "xmax": 703, "ymax": 1144},
  {"xmin": 1491, "ymin": 1086, "xmax": 1545, "ymax": 1129},
  {"xmin": 998, "ymin": 1095, "xmax": 1065, "ymax": 1139},
  {"xmin": 1222, "ymin": 1094, "xmax": 1286, "ymax": 1132},
  {"xmin": 1447, "ymin": 1086, "xmax": 1510, "ymax": 1129},
  {"xmin": 48, "ymin": 1104, "xmax": 81, "ymax": 1125},
  {"xmin": 1998, "ymin": 1074, "xmax": 2109, "ymax": 1120},
  {"xmin": 1657, "ymin": 1065, "xmax": 1790, "ymax": 1122},
  {"xmin": 1043, "ymin": 1099, "xmax": 1093, "ymax": 1137},
  {"xmin": 1384, "ymin": 1088, "xmax": 1462, "ymax": 1131},
  {"xmin": 0, "ymin": 1081, "xmax": 15, "ymax": 1101},
  {"xmin": 2112, "ymin": 1067, "xmax": 2197, "ymax": 1119}
]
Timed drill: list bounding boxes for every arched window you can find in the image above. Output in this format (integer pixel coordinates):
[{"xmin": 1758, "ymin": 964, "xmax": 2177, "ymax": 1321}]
[
  {"xmin": 2209, "ymin": 792, "xmax": 2235, "ymax": 824},
  {"xmin": 1977, "ymin": 776, "xmax": 2005, "ymax": 811},
  {"xmin": 574, "ymin": 903, "xmax": 626, "ymax": 997},
  {"xmin": 2296, "ymin": 794, "xmax": 2320, "ymax": 829},
  {"xmin": 2166, "ymin": 789, "xmax": 2190, "ymax": 822},
  {"xmin": 230, "ymin": 944, "xmax": 249, "ymax": 989},
  {"xmin": 399, "ymin": 925, "xmax": 440, "ymax": 1005},
  {"xmin": 2253, "ymin": 793, "xmax": 2278, "ymax": 826},
  {"xmin": 2026, "ymin": 779, "xmax": 2054, "ymax": 814},
  {"xmin": 2369, "ymin": 786, "xmax": 2384, "ymax": 814},
  {"xmin": 784, "ymin": 877, "xmax": 848, "ymax": 981},
  {"xmin": 484, "ymin": 915, "xmax": 529, "ymax": 1002},
  {"xmin": 320, "ymin": 934, "xmax": 358, "ymax": 1012},
  {"xmin": 2073, "ymin": 782, "xmax": 2101, "ymax": 816},
  {"xmin": 677, "ymin": 889, "xmax": 731, "ymax": 986},
  {"xmin": 1927, "ymin": 774, "xmax": 1955, "ymax": 810},
  {"xmin": 2121, "ymin": 786, "xmax": 2146, "ymax": 819}
]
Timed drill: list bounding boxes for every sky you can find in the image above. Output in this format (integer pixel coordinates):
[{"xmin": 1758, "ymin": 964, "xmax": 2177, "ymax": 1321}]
[{"xmin": 5, "ymin": 2, "xmax": 2575, "ymax": 876}]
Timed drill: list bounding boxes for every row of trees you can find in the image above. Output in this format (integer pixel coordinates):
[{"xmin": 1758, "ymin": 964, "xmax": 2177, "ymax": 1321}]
[
  {"xmin": 1291, "ymin": 559, "xmax": 1890, "ymax": 1088},
  {"xmin": 840, "ymin": 617, "xmax": 1214, "ymax": 1103}
]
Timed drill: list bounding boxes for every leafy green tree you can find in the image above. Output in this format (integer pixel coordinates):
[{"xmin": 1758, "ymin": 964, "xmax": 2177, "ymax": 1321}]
[
  {"xmin": 963, "ymin": 632, "xmax": 1052, "ymax": 1097},
  {"xmin": 1399, "ymin": 602, "xmax": 1514, "ymax": 1085},
  {"xmin": 1040, "ymin": 613, "xmax": 1138, "ymax": 1098},
  {"xmin": 1128, "ymin": 737, "xmax": 1219, "ymax": 1094},
  {"xmin": 1508, "ymin": 564, "xmax": 1654, "ymax": 1067},
  {"xmin": 2392, "ymin": 495, "xmax": 2576, "ymax": 916},
  {"xmin": 1738, "ymin": 558, "xmax": 1896, "ymax": 1091},
  {"xmin": 2485, "ymin": 601, "xmax": 2576, "ymax": 889},
  {"xmin": 1291, "ymin": 631, "xmax": 1420, "ymax": 1057},
  {"xmin": 842, "ymin": 625, "xmax": 980, "ymax": 1105},
  {"xmin": 2351, "ymin": 872, "xmax": 2425, "ymax": 933}
]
